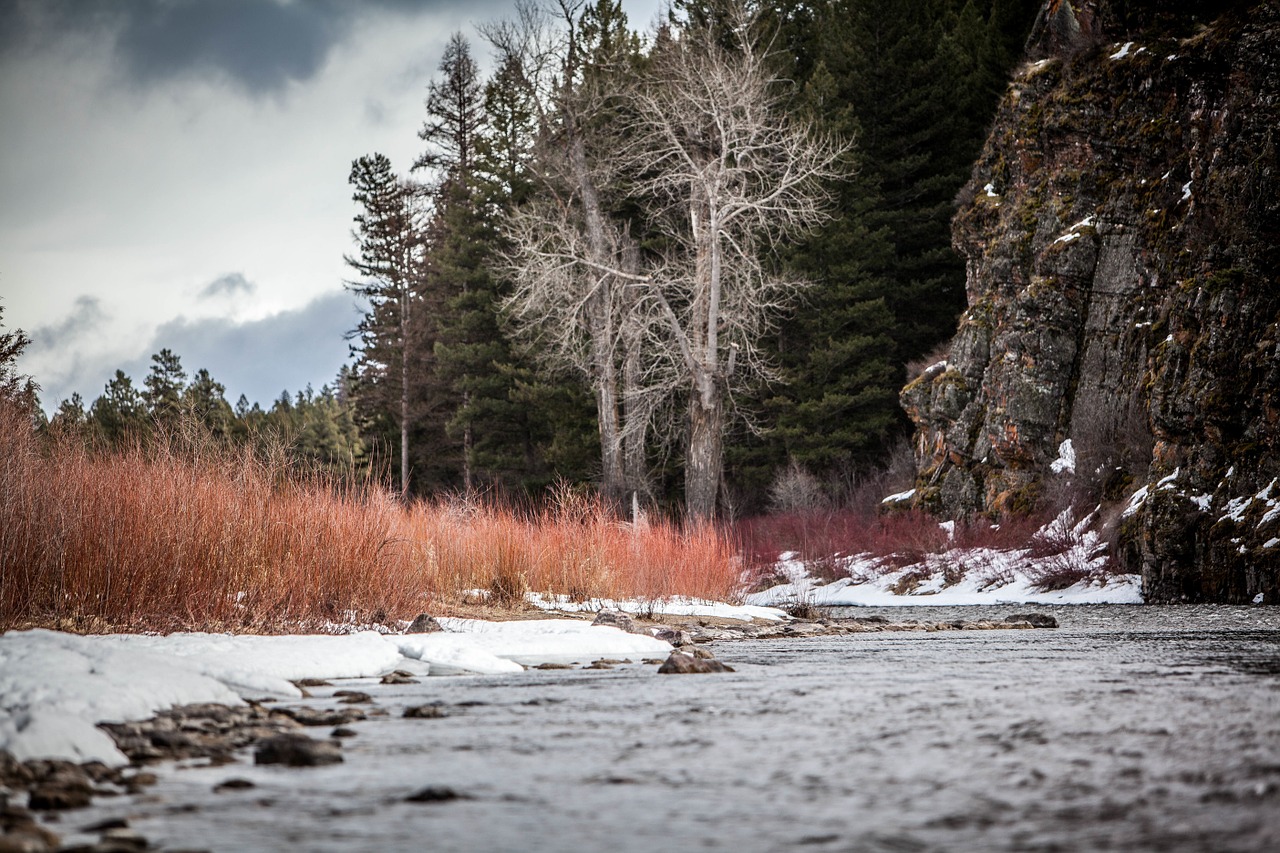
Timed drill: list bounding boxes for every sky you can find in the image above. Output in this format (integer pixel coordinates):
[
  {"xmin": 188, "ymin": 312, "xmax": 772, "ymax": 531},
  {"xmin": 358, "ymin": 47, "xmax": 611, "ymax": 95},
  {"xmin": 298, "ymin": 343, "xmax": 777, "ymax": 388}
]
[{"xmin": 0, "ymin": 0, "xmax": 663, "ymax": 414}]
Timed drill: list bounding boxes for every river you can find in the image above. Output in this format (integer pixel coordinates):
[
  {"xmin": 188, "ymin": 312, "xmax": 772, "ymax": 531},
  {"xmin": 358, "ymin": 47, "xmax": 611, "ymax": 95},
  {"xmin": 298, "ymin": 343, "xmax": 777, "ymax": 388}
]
[{"xmin": 63, "ymin": 604, "xmax": 1279, "ymax": 852}]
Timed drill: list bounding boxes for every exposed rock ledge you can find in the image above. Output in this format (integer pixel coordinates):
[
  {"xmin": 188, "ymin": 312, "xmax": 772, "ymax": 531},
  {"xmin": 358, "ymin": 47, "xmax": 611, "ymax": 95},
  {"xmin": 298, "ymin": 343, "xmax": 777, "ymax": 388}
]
[{"xmin": 902, "ymin": 1, "xmax": 1279, "ymax": 603}]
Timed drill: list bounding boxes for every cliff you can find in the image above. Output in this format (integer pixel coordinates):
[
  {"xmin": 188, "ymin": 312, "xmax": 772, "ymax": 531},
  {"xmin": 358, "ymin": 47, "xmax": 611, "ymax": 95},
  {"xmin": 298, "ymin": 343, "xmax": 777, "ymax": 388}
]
[{"xmin": 901, "ymin": 1, "xmax": 1280, "ymax": 603}]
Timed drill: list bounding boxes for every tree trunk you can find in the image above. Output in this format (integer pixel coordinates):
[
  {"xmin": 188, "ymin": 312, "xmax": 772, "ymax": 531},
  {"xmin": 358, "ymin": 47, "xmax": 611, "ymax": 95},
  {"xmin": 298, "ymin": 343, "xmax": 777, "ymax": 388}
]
[
  {"xmin": 400, "ymin": 295, "xmax": 411, "ymax": 499},
  {"xmin": 594, "ymin": 330, "xmax": 627, "ymax": 508},
  {"xmin": 685, "ymin": 382, "xmax": 724, "ymax": 521}
]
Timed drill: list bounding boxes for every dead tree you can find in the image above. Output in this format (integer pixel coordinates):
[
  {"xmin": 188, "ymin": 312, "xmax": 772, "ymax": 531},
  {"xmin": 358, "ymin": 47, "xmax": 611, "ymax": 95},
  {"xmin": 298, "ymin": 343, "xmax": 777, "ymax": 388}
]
[{"xmin": 618, "ymin": 4, "xmax": 850, "ymax": 519}]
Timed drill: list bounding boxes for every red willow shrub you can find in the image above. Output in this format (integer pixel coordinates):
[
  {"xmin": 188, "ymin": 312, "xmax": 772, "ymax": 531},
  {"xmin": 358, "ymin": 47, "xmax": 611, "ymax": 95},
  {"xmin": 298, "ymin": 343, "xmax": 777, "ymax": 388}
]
[{"xmin": 0, "ymin": 403, "xmax": 738, "ymax": 633}]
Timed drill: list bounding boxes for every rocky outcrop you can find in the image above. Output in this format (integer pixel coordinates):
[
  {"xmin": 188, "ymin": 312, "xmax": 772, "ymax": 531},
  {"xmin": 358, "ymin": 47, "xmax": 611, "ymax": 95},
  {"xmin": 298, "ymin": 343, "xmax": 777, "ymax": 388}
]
[{"xmin": 902, "ymin": 1, "xmax": 1279, "ymax": 603}]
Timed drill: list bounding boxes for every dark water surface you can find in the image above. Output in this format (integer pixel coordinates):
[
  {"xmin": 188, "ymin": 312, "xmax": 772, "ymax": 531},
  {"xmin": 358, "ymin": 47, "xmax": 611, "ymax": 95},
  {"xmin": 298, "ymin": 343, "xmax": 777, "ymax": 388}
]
[{"xmin": 68, "ymin": 605, "xmax": 1280, "ymax": 852}]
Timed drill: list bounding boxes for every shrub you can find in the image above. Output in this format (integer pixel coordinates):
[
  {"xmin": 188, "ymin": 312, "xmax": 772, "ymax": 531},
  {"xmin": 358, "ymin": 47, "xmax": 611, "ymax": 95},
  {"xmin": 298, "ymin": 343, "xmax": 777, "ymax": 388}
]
[{"xmin": 0, "ymin": 402, "xmax": 739, "ymax": 632}]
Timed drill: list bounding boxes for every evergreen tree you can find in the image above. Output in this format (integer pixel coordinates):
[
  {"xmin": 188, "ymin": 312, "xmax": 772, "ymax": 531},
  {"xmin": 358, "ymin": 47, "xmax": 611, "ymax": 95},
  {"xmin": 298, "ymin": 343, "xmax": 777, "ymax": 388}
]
[
  {"xmin": 0, "ymin": 302, "xmax": 39, "ymax": 415},
  {"xmin": 142, "ymin": 349, "xmax": 187, "ymax": 429},
  {"xmin": 182, "ymin": 368, "xmax": 235, "ymax": 440},
  {"xmin": 90, "ymin": 370, "xmax": 148, "ymax": 444},
  {"xmin": 345, "ymin": 152, "xmax": 428, "ymax": 496}
]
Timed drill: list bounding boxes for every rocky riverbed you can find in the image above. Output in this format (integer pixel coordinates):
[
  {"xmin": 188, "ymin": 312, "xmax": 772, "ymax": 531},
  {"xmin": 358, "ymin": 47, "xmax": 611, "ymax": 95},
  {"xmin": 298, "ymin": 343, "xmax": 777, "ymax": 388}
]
[{"xmin": 3, "ymin": 604, "xmax": 1278, "ymax": 852}]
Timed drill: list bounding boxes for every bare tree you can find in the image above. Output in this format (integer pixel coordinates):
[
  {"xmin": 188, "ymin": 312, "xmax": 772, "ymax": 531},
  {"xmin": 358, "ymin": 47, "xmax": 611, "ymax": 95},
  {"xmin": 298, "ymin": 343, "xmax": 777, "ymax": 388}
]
[
  {"xmin": 502, "ymin": 0, "xmax": 846, "ymax": 519},
  {"xmin": 618, "ymin": 4, "xmax": 850, "ymax": 519},
  {"xmin": 496, "ymin": 0, "xmax": 656, "ymax": 510}
]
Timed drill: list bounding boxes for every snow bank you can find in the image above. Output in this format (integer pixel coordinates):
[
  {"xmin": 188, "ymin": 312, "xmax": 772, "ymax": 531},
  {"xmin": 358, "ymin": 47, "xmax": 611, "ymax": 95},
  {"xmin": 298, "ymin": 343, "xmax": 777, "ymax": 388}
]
[
  {"xmin": 526, "ymin": 593, "xmax": 788, "ymax": 623},
  {"xmin": 98, "ymin": 632, "xmax": 405, "ymax": 698},
  {"xmin": 747, "ymin": 537, "xmax": 1143, "ymax": 609},
  {"xmin": 399, "ymin": 619, "xmax": 672, "ymax": 671},
  {"xmin": 1, "ymin": 619, "xmax": 678, "ymax": 765},
  {"xmin": 0, "ymin": 630, "xmax": 244, "ymax": 765}
]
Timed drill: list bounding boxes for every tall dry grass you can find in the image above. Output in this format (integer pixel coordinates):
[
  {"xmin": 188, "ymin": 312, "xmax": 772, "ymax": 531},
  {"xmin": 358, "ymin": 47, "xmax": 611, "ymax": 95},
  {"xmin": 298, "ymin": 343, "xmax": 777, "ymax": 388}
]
[{"xmin": 0, "ymin": 404, "xmax": 738, "ymax": 633}]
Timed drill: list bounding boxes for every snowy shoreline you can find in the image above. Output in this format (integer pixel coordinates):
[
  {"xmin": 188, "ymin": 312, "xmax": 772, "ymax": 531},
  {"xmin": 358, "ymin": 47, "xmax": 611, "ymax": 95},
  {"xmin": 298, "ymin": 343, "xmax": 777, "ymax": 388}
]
[{"xmin": 0, "ymin": 620, "xmax": 673, "ymax": 766}]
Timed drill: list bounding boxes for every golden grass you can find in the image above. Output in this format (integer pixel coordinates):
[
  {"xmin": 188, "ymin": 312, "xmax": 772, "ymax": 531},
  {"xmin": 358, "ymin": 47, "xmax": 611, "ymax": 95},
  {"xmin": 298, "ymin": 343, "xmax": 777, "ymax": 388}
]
[{"xmin": 0, "ymin": 405, "xmax": 739, "ymax": 633}]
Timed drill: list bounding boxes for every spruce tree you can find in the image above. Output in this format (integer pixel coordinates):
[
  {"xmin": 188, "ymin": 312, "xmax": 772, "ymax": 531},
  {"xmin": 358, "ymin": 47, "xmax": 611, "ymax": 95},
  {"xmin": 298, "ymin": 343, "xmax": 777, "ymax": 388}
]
[{"xmin": 345, "ymin": 152, "xmax": 428, "ymax": 495}]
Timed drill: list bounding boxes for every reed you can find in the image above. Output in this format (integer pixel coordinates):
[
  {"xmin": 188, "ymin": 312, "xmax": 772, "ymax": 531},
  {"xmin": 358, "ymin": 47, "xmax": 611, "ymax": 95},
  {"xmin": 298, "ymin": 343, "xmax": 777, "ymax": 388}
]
[{"xmin": 0, "ymin": 404, "xmax": 738, "ymax": 633}]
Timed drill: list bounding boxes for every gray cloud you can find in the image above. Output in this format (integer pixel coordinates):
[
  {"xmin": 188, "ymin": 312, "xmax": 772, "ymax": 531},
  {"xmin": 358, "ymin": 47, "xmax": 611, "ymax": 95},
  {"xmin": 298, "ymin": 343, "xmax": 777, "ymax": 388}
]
[
  {"xmin": 39, "ymin": 290, "xmax": 362, "ymax": 410},
  {"xmin": 30, "ymin": 296, "xmax": 108, "ymax": 352},
  {"xmin": 0, "ymin": 0, "xmax": 497, "ymax": 95},
  {"xmin": 199, "ymin": 272, "xmax": 256, "ymax": 300},
  {"xmin": 135, "ymin": 289, "xmax": 362, "ymax": 405}
]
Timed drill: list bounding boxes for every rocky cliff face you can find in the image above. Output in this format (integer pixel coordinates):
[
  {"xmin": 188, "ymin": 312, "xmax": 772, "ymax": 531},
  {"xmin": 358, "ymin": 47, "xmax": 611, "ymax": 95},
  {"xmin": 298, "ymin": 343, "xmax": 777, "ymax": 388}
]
[{"xmin": 901, "ymin": 1, "xmax": 1279, "ymax": 603}]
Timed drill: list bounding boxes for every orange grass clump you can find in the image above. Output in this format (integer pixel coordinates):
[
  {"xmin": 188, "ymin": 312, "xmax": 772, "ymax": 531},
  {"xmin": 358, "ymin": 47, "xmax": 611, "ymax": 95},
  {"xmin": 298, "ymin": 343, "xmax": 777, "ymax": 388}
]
[{"xmin": 0, "ymin": 404, "xmax": 739, "ymax": 633}]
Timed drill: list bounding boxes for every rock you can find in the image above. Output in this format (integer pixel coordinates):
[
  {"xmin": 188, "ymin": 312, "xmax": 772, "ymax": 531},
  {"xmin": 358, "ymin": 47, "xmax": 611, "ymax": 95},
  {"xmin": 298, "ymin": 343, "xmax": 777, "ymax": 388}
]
[
  {"xmin": 406, "ymin": 614, "xmax": 443, "ymax": 634},
  {"xmin": 274, "ymin": 707, "xmax": 365, "ymax": 727},
  {"xmin": 1005, "ymin": 613, "xmax": 1058, "ymax": 628},
  {"xmin": 690, "ymin": 647, "xmax": 716, "ymax": 660},
  {"xmin": 404, "ymin": 704, "xmax": 448, "ymax": 719},
  {"xmin": 405, "ymin": 786, "xmax": 468, "ymax": 804},
  {"xmin": 534, "ymin": 662, "xmax": 573, "ymax": 670},
  {"xmin": 902, "ymin": 1, "xmax": 1280, "ymax": 604},
  {"xmin": 585, "ymin": 661, "xmax": 614, "ymax": 670},
  {"xmin": 212, "ymin": 779, "xmax": 255, "ymax": 793},
  {"xmin": 591, "ymin": 610, "xmax": 639, "ymax": 634},
  {"xmin": 657, "ymin": 651, "xmax": 735, "ymax": 674},
  {"xmin": 253, "ymin": 734, "xmax": 343, "ymax": 767},
  {"xmin": 332, "ymin": 691, "xmax": 372, "ymax": 705},
  {"xmin": 26, "ymin": 785, "xmax": 90, "ymax": 811},
  {"xmin": 652, "ymin": 628, "xmax": 695, "ymax": 647},
  {"xmin": 642, "ymin": 658, "xmax": 665, "ymax": 665},
  {"xmin": 330, "ymin": 727, "xmax": 358, "ymax": 739},
  {"xmin": 0, "ymin": 803, "xmax": 60, "ymax": 851},
  {"xmin": 380, "ymin": 673, "xmax": 420, "ymax": 685},
  {"xmin": 294, "ymin": 678, "xmax": 332, "ymax": 688}
]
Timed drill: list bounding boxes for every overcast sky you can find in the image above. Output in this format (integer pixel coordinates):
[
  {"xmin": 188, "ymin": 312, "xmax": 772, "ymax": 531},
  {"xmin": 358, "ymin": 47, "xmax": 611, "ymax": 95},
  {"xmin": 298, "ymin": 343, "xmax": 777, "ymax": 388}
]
[{"xmin": 1, "ymin": 0, "xmax": 662, "ymax": 413}]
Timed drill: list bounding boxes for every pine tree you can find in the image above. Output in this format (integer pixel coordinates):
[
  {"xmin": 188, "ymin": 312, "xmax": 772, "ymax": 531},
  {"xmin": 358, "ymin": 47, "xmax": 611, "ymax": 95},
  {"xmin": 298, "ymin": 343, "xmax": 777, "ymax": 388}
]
[
  {"xmin": 182, "ymin": 368, "xmax": 235, "ymax": 440},
  {"xmin": 345, "ymin": 152, "xmax": 427, "ymax": 496},
  {"xmin": 143, "ymin": 349, "xmax": 187, "ymax": 429},
  {"xmin": 90, "ymin": 370, "xmax": 148, "ymax": 444}
]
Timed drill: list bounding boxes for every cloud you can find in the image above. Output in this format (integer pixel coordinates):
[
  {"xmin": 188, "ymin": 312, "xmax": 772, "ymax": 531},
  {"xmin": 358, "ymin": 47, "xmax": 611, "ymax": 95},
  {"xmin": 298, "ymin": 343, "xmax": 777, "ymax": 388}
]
[
  {"xmin": 199, "ymin": 272, "xmax": 256, "ymax": 300},
  {"xmin": 0, "ymin": 0, "xmax": 509, "ymax": 95},
  {"xmin": 129, "ymin": 289, "xmax": 362, "ymax": 406},
  {"xmin": 29, "ymin": 296, "xmax": 108, "ymax": 352},
  {"xmin": 30, "ymin": 290, "xmax": 363, "ymax": 412}
]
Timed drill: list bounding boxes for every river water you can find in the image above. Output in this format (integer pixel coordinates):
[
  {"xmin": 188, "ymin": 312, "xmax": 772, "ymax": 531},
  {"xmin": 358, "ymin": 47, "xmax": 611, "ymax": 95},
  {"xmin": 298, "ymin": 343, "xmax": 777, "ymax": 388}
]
[{"xmin": 65, "ymin": 605, "xmax": 1279, "ymax": 852}]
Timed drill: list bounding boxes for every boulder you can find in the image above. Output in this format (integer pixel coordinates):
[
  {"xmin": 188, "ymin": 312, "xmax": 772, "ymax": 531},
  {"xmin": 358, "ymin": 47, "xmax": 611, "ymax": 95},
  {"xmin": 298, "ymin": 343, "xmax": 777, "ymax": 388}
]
[
  {"xmin": 1005, "ymin": 613, "xmax": 1059, "ymax": 628},
  {"xmin": 406, "ymin": 614, "xmax": 443, "ymax": 634},
  {"xmin": 657, "ymin": 651, "xmax": 734, "ymax": 674},
  {"xmin": 253, "ymin": 734, "xmax": 343, "ymax": 767}
]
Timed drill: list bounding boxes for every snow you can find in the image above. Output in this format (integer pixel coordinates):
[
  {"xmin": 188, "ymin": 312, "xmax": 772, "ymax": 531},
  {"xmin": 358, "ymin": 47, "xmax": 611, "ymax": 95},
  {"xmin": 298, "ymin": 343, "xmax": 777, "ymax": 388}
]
[
  {"xmin": 1264, "ymin": 538, "xmax": 1280, "ymax": 550},
  {"xmin": 1189, "ymin": 493, "xmax": 1213, "ymax": 511},
  {"xmin": 882, "ymin": 488, "xmax": 916, "ymax": 504},
  {"xmin": 1050, "ymin": 439, "xmax": 1076, "ymax": 474},
  {"xmin": 983, "ymin": 182, "xmax": 999, "ymax": 198},
  {"xmin": 0, "ymin": 630, "xmax": 245, "ymax": 765},
  {"xmin": 525, "ymin": 593, "xmax": 787, "ymax": 623},
  {"xmin": 1181, "ymin": 181, "xmax": 1193, "ymax": 201},
  {"xmin": 747, "ymin": 509, "xmax": 1142, "ymax": 611},
  {"xmin": 1054, "ymin": 215, "xmax": 1096, "ymax": 244},
  {"xmin": 747, "ymin": 556, "xmax": 1142, "ymax": 609},
  {"xmin": 1110, "ymin": 42, "xmax": 1135, "ymax": 60},
  {"xmin": 0, "ymin": 619, "xmax": 679, "ymax": 765},
  {"xmin": 1122, "ymin": 485, "xmax": 1150, "ymax": 518},
  {"xmin": 97, "ymin": 632, "xmax": 404, "ymax": 698},
  {"xmin": 401, "ymin": 618, "xmax": 673, "ymax": 671}
]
